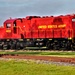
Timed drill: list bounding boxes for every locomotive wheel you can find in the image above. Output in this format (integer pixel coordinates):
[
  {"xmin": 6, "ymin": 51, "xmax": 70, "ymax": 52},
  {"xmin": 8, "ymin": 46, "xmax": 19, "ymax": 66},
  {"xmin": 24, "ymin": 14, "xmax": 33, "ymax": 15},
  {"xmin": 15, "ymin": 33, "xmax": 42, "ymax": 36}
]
[
  {"xmin": 50, "ymin": 40, "xmax": 60, "ymax": 50},
  {"xmin": 46, "ymin": 41, "xmax": 60, "ymax": 50},
  {"xmin": 2, "ymin": 44, "xmax": 8, "ymax": 50},
  {"xmin": 66, "ymin": 41, "xmax": 72, "ymax": 50},
  {"xmin": 51, "ymin": 43, "xmax": 59, "ymax": 50},
  {"xmin": 0, "ymin": 44, "xmax": 3, "ymax": 49},
  {"xmin": 46, "ymin": 41, "xmax": 52, "ymax": 50},
  {"xmin": 59, "ymin": 41, "xmax": 67, "ymax": 50},
  {"xmin": 16, "ymin": 42, "xmax": 20, "ymax": 50},
  {"xmin": 10, "ymin": 43, "xmax": 16, "ymax": 50},
  {"xmin": 46, "ymin": 43, "xmax": 51, "ymax": 50},
  {"xmin": 20, "ymin": 43, "xmax": 24, "ymax": 49},
  {"xmin": 59, "ymin": 41, "xmax": 72, "ymax": 50},
  {"xmin": 71, "ymin": 45, "xmax": 74, "ymax": 50}
]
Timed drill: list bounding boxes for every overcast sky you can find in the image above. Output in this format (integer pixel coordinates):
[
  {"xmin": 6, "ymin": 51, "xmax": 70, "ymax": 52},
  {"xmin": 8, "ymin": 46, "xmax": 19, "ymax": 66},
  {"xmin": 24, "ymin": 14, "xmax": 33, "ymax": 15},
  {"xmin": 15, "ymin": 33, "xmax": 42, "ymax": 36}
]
[{"xmin": 0, "ymin": 0, "xmax": 75, "ymax": 25}]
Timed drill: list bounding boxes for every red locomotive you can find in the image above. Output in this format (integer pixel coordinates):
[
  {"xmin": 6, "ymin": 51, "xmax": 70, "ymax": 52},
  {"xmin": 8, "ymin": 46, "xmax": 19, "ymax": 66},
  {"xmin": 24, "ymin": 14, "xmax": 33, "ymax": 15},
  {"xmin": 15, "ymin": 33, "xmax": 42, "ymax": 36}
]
[{"xmin": 0, "ymin": 14, "xmax": 75, "ymax": 50}]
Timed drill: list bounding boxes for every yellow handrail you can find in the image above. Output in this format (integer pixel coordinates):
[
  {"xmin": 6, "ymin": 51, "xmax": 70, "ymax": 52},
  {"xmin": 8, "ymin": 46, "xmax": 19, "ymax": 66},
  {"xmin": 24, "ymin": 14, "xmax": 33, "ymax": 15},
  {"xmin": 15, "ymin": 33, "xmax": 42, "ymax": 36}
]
[
  {"xmin": 13, "ymin": 26, "xmax": 74, "ymax": 38},
  {"xmin": 13, "ymin": 26, "xmax": 24, "ymax": 32}
]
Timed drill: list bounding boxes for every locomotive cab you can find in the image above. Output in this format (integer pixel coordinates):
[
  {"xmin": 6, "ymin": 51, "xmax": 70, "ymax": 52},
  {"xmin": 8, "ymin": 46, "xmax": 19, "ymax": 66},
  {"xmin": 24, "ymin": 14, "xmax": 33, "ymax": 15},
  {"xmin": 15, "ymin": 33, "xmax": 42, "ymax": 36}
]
[
  {"xmin": 6, "ymin": 23, "xmax": 12, "ymax": 33},
  {"xmin": 2, "ymin": 18, "xmax": 24, "ymax": 49},
  {"xmin": 3, "ymin": 18, "xmax": 22, "ymax": 40},
  {"xmin": 4, "ymin": 19, "xmax": 15, "ymax": 33},
  {"xmin": 4, "ymin": 20, "xmax": 13, "ymax": 38}
]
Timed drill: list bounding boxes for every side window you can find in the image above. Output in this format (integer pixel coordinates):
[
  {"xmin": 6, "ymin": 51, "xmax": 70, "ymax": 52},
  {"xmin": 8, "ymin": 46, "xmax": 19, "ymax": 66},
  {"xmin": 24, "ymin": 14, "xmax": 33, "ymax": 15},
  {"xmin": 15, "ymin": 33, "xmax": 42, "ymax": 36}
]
[
  {"xmin": 72, "ymin": 18, "xmax": 75, "ymax": 27},
  {"xmin": 13, "ymin": 22, "xmax": 17, "ymax": 34},
  {"xmin": 6, "ymin": 23, "xmax": 11, "ymax": 28},
  {"xmin": 72, "ymin": 18, "xmax": 75, "ymax": 22},
  {"xmin": 52, "ymin": 17, "xmax": 63, "ymax": 25},
  {"xmin": 14, "ymin": 23, "xmax": 16, "ymax": 27}
]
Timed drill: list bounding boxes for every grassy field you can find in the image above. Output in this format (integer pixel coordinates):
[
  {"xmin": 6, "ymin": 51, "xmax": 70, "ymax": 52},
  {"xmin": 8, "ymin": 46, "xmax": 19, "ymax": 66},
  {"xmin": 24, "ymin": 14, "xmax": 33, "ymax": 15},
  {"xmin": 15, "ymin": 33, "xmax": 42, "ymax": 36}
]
[
  {"xmin": 0, "ymin": 59, "xmax": 75, "ymax": 75},
  {"xmin": 0, "ymin": 51, "xmax": 75, "ymax": 57},
  {"xmin": 0, "ymin": 51, "xmax": 75, "ymax": 75}
]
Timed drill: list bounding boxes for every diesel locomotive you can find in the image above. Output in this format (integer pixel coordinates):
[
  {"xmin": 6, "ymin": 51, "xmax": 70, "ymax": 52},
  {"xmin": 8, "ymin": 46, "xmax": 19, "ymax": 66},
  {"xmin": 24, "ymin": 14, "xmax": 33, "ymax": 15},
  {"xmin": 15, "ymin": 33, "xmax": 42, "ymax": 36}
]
[{"xmin": 0, "ymin": 14, "xmax": 75, "ymax": 50}]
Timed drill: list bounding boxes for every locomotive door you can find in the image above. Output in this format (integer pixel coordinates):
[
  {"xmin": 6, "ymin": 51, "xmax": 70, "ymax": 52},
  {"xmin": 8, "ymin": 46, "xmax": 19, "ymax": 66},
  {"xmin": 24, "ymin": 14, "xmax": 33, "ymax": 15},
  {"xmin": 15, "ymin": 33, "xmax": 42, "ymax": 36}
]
[
  {"xmin": 13, "ymin": 22, "xmax": 17, "ymax": 34},
  {"xmin": 72, "ymin": 18, "xmax": 75, "ymax": 37}
]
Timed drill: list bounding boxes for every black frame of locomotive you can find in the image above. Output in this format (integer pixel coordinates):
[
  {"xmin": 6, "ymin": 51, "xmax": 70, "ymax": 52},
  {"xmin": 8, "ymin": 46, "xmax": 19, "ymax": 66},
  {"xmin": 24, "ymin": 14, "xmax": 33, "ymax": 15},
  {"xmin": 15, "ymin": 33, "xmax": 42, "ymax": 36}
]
[{"xmin": 0, "ymin": 38, "xmax": 74, "ymax": 50}]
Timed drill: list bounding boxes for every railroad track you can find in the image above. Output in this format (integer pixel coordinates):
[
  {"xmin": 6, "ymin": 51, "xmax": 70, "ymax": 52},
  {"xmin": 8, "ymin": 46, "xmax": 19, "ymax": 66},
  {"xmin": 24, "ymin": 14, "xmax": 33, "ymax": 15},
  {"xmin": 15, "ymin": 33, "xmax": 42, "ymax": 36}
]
[{"xmin": 0, "ymin": 54, "xmax": 75, "ymax": 64}]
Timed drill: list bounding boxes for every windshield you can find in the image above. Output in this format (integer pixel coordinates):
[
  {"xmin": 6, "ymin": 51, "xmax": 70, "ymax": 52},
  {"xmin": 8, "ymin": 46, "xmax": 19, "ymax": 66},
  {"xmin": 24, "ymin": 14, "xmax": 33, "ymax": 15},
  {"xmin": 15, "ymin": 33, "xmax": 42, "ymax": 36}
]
[{"xmin": 6, "ymin": 23, "xmax": 11, "ymax": 28}]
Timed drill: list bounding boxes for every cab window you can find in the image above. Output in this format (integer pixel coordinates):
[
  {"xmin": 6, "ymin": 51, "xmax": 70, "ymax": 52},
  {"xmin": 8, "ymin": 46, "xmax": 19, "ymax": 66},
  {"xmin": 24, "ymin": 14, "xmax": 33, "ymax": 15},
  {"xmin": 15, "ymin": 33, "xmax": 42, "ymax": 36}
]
[
  {"xmin": 72, "ymin": 18, "xmax": 75, "ymax": 22},
  {"xmin": 6, "ymin": 23, "xmax": 11, "ymax": 28}
]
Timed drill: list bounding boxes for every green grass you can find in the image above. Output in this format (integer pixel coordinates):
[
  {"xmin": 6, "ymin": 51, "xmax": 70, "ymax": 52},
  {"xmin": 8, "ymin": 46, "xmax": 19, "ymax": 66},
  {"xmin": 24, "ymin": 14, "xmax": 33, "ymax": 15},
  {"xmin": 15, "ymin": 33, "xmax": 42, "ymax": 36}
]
[
  {"xmin": 0, "ymin": 51, "xmax": 75, "ymax": 57},
  {"xmin": 0, "ymin": 60, "xmax": 75, "ymax": 75}
]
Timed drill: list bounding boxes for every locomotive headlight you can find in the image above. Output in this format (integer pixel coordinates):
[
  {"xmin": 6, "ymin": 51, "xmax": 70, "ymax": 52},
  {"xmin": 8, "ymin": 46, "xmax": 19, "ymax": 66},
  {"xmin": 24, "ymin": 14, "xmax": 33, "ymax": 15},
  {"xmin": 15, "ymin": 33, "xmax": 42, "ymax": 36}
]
[{"xmin": 68, "ymin": 37, "xmax": 72, "ymax": 40}]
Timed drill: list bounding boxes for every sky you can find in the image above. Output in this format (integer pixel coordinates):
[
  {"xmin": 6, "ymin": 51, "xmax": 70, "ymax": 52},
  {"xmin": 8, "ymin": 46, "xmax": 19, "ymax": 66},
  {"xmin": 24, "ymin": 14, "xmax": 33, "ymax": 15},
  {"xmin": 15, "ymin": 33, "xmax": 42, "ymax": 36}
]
[{"xmin": 0, "ymin": 0, "xmax": 75, "ymax": 25}]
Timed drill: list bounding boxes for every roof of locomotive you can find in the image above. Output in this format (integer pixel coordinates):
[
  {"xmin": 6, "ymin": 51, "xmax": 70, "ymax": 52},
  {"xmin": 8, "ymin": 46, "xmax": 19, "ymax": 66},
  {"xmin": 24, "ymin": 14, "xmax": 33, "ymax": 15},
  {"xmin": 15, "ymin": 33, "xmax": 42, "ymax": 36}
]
[
  {"xmin": 4, "ymin": 18, "xmax": 18, "ymax": 24},
  {"xmin": 3, "ymin": 14, "xmax": 75, "ymax": 24}
]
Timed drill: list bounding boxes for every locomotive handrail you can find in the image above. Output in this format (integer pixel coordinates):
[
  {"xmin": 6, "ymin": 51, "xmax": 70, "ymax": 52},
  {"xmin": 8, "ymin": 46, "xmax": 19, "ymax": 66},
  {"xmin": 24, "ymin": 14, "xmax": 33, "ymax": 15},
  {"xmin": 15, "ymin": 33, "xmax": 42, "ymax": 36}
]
[
  {"xmin": 13, "ymin": 26, "xmax": 24, "ymax": 32},
  {"xmin": 13, "ymin": 26, "xmax": 74, "ymax": 38}
]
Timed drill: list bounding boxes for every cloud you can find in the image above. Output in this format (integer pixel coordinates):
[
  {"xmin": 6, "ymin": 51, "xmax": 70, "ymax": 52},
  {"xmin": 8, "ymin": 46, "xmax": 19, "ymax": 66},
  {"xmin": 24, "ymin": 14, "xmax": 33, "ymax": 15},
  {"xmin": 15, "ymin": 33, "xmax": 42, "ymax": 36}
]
[{"xmin": 0, "ymin": 0, "xmax": 75, "ymax": 25}]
